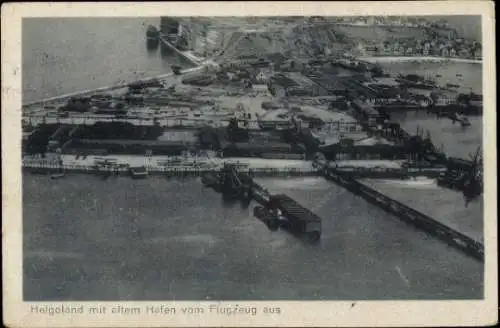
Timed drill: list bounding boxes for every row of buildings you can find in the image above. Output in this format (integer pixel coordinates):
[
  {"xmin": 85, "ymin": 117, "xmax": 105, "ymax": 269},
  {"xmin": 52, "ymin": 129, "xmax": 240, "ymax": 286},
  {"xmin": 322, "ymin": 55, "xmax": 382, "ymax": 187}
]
[
  {"xmin": 354, "ymin": 38, "xmax": 482, "ymax": 59},
  {"xmin": 330, "ymin": 16, "xmax": 453, "ymax": 29}
]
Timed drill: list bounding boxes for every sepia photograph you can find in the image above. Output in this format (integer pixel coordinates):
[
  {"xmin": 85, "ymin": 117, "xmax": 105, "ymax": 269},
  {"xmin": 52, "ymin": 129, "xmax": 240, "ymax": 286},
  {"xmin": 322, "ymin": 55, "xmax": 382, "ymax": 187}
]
[{"xmin": 2, "ymin": 2, "xmax": 497, "ymax": 327}]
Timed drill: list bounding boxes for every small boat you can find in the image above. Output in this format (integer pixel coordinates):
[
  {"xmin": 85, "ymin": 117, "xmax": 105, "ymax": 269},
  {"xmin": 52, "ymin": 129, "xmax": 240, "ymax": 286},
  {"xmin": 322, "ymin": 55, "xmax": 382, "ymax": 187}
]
[
  {"xmin": 436, "ymin": 74, "xmax": 442, "ymax": 77},
  {"xmin": 50, "ymin": 172, "xmax": 66, "ymax": 179},
  {"xmin": 171, "ymin": 65, "xmax": 182, "ymax": 75},
  {"xmin": 253, "ymin": 206, "xmax": 280, "ymax": 231},
  {"xmin": 460, "ymin": 117, "xmax": 471, "ymax": 127},
  {"xmin": 146, "ymin": 25, "xmax": 159, "ymax": 40},
  {"xmin": 146, "ymin": 25, "xmax": 160, "ymax": 49},
  {"xmin": 130, "ymin": 166, "xmax": 148, "ymax": 179},
  {"xmin": 450, "ymin": 112, "xmax": 471, "ymax": 126},
  {"xmin": 201, "ymin": 171, "xmax": 219, "ymax": 187}
]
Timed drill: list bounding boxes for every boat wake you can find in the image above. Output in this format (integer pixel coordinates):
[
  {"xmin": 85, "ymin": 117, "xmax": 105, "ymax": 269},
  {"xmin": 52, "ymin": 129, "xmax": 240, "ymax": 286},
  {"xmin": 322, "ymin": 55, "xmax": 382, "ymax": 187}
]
[
  {"xmin": 379, "ymin": 177, "xmax": 438, "ymax": 188},
  {"xmin": 257, "ymin": 177, "xmax": 331, "ymax": 191}
]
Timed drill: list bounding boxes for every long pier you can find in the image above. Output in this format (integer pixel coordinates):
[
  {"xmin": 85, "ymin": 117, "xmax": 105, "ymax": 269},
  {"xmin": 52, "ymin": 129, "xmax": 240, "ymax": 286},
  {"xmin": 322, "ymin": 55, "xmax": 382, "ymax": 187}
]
[
  {"xmin": 23, "ymin": 163, "xmax": 318, "ymax": 178},
  {"xmin": 158, "ymin": 33, "xmax": 204, "ymax": 66},
  {"xmin": 322, "ymin": 168, "xmax": 484, "ymax": 261},
  {"xmin": 22, "ymin": 158, "xmax": 450, "ymax": 179}
]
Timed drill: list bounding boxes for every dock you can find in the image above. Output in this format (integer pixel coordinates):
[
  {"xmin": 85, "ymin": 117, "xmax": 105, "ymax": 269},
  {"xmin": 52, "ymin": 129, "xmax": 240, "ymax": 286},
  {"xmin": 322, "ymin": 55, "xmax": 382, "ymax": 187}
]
[
  {"xmin": 22, "ymin": 156, "xmax": 319, "ymax": 178},
  {"xmin": 322, "ymin": 168, "xmax": 484, "ymax": 261}
]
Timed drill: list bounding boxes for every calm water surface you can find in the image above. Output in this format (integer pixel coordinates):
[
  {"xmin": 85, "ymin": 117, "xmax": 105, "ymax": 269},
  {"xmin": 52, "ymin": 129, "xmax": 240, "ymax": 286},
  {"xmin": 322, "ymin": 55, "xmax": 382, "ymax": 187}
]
[
  {"xmin": 23, "ymin": 175, "xmax": 483, "ymax": 300},
  {"xmin": 379, "ymin": 61, "xmax": 483, "ymax": 159},
  {"xmin": 22, "ymin": 17, "xmax": 194, "ymax": 103},
  {"xmin": 379, "ymin": 61, "xmax": 482, "ymax": 94}
]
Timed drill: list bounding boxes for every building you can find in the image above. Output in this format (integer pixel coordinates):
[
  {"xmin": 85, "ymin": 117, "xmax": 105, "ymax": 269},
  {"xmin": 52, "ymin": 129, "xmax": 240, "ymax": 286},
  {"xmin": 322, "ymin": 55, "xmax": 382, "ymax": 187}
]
[
  {"xmin": 473, "ymin": 48, "xmax": 482, "ymax": 59},
  {"xmin": 63, "ymin": 139, "xmax": 191, "ymax": 156},
  {"xmin": 459, "ymin": 48, "xmax": 471, "ymax": 58},
  {"xmin": 458, "ymin": 92, "xmax": 483, "ymax": 109},
  {"xmin": 256, "ymin": 69, "xmax": 270, "ymax": 83},
  {"xmin": 351, "ymin": 99, "xmax": 385, "ymax": 127},
  {"xmin": 319, "ymin": 142, "xmax": 408, "ymax": 161},
  {"xmin": 221, "ymin": 142, "xmax": 305, "ymax": 159},
  {"xmin": 430, "ymin": 91, "xmax": 456, "ymax": 106},
  {"xmin": 268, "ymin": 73, "xmax": 328, "ymax": 97},
  {"xmin": 252, "ymin": 84, "xmax": 270, "ymax": 94},
  {"xmin": 364, "ymin": 45, "xmax": 379, "ymax": 56},
  {"xmin": 469, "ymin": 93, "xmax": 483, "ymax": 107}
]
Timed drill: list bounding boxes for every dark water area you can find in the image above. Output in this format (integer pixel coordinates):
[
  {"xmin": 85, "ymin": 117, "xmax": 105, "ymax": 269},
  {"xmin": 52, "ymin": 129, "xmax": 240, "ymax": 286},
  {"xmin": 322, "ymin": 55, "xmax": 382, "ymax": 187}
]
[
  {"xmin": 23, "ymin": 175, "xmax": 483, "ymax": 301},
  {"xmin": 22, "ymin": 17, "xmax": 194, "ymax": 103}
]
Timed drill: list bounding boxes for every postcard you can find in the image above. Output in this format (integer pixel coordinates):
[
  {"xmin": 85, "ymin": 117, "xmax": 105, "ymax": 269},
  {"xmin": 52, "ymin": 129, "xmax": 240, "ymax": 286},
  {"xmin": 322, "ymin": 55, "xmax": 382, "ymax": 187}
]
[{"xmin": 2, "ymin": 1, "xmax": 497, "ymax": 327}]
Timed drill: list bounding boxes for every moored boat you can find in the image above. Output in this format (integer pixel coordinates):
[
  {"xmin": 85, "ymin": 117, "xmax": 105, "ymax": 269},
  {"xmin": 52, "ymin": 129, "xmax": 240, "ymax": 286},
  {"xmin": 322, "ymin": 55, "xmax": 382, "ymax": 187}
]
[
  {"xmin": 130, "ymin": 166, "xmax": 148, "ymax": 179},
  {"xmin": 146, "ymin": 25, "xmax": 159, "ymax": 40},
  {"xmin": 146, "ymin": 25, "xmax": 160, "ymax": 49},
  {"xmin": 171, "ymin": 65, "xmax": 182, "ymax": 75},
  {"xmin": 50, "ymin": 172, "xmax": 66, "ymax": 179}
]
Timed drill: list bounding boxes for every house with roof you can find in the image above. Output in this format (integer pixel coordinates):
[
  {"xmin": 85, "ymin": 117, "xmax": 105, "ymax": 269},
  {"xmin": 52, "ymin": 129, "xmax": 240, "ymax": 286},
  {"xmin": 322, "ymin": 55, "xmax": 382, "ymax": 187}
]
[
  {"xmin": 430, "ymin": 91, "xmax": 456, "ymax": 107},
  {"xmin": 473, "ymin": 48, "xmax": 482, "ymax": 59},
  {"xmin": 256, "ymin": 69, "xmax": 271, "ymax": 84},
  {"xmin": 268, "ymin": 73, "xmax": 329, "ymax": 98}
]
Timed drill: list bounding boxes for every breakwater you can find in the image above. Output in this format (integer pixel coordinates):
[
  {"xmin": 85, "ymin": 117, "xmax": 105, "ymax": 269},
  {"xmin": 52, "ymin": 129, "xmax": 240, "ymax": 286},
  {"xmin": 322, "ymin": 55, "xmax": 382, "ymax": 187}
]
[
  {"xmin": 158, "ymin": 34, "xmax": 203, "ymax": 66},
  {"xmin": 331, "ymin": 166, "xmax": 447, "ymax": 179},
  {"xmin": 23, "ymin": 162, "xmax": 319, "ymax": 178},
  {"xmin": 322, "ymin": 169, "xmax": 484, "ymax": 261}
]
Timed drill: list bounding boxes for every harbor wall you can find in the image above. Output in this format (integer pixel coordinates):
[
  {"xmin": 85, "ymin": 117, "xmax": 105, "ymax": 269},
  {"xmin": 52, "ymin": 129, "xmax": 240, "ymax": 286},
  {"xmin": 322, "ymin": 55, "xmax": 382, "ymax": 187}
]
[
  {"xmin": 22, "ymin": 163, "xmax": 319, "ymax": 178},
  {"xmin": 330, "ymin": 167, "xmax": 446, "ymax": 179},
  {"xmin": 322, "ymin": 169, "xmax": 484, "ymax": 261}
]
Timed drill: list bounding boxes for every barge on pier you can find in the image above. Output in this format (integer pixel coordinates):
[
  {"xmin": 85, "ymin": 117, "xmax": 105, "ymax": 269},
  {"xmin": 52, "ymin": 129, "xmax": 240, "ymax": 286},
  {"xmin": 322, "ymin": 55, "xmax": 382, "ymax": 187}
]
[
  {"xmin": 254, "ymin": 194, "xmax": 322, "ymax": 243},
  {"xmin": 201, "ymin": 163, "xmax": 322, "ymax": 243}
]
